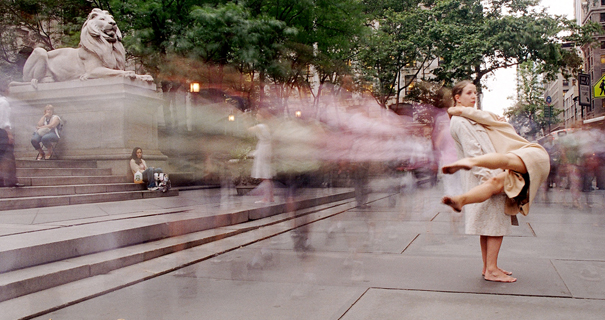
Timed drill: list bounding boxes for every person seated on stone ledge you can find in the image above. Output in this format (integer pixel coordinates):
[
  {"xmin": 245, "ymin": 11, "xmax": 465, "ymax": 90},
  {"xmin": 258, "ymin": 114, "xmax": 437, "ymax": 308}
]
[
  {"xmin": 31, "ymin": 104, "xmax": 61, "ymax": 160},
  {"xmin": 130, "ymin": 147, "xmax": 163, "ymax": 190}
]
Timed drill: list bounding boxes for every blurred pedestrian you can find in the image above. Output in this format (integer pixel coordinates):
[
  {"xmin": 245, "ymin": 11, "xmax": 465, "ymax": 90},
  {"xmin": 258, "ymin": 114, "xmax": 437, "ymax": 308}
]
[
  {"xmin": 560, "ymin": 134, "xmax": 585, "ymax": 209},
  {"xmin": 0, "ymin": 94, "xmax": 20, "ymax": 188},
  {"xmin": 248, "ymin": 108, "xmax": 274, "ymax": 203},
  {"xmin": 430, "ymin": 88, "xmax": 464, "ymax": 232}
]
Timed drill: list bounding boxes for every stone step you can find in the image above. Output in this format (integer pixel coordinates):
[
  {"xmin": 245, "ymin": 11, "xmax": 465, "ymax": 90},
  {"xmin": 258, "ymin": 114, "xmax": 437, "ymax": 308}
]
[
  {"xmin": 18, "ymin": 175, "xmax": 127, "ymax": 187},
  {"xmin": 0, "ymin": 193, "xmax": 357, "ymax": 302},
  {"xmin": 0, "ymin": 190, "xmax": 353, "ymax": 273},
  {"xmin": 0, "ymin": 183, "xmax": 146, "ymax": 199},
  {"xmin": 16, "ymin": 167, "xmax": 112, "ymax": 177},
  {"xmin": 0, "ymin": 189, "xmax": 179, "ymax": 211},
  {"xmin": 15, "ymin": 159, "xmax": 97, "ymax": 169}
]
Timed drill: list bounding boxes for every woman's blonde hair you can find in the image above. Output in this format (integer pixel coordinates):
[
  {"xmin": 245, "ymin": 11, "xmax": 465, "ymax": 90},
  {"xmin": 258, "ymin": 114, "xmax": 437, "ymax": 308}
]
[
  {"xmin": 451, "ymin": 80, "xmax": 473, "ymax": 106},
  {"xmin": 44, "ymin": 104, "xmax": 54, "ymax": 111}
]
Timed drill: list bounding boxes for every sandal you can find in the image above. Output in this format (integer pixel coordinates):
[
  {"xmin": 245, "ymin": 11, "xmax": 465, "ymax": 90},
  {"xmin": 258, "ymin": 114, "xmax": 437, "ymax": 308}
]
[
  {"xmin": 45, "ymin": 147, "xmax": 53, "ymax": 160},
  {"xmin": 36, "ymin": 150, "xmax": 45, "ymax": 161}
]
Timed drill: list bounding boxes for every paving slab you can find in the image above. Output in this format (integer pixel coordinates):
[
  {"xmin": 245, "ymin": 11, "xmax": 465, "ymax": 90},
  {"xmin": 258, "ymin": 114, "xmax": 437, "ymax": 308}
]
[
  {"xmin": 30, "ymin": 205, "xmax": 109, "ymax": 224},
  {"xmin": 551, "ymin": 259, "xmax": 605, "ymax": 299},
  {"xmin": 2, "ymin": 186, "xmax": 604, "ymax": 320},
  {"xmin": 339, "ymin": 288, "xmax": 605, "ymax": 320},
  {"xmin": 30, "ymin": 277, "xmax": 365, "ymax": 320}
]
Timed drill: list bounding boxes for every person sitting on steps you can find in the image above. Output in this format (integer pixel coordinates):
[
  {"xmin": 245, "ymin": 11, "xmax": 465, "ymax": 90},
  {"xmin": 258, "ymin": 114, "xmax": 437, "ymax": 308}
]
[
  {"xmin": 129, "ymin": 147, "xmax": 164, "ymax": 191},
  {"xmin": 31, "ymin": 104, "xmax": 61, "ymax": 160}
]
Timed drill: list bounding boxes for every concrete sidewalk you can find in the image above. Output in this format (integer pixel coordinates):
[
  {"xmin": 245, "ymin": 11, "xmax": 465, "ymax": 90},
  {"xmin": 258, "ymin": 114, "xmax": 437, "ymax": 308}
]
[{"xmin": 3, "ymin": 186, "xmax": 605, "ymax": 319}]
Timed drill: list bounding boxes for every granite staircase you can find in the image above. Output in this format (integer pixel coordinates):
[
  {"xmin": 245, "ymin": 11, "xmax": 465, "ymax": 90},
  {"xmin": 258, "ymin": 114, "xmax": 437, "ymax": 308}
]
[
  {"xmin": 0, "ymin": 159, "xmax": 178, "ymax": 211},
  {"xmin": 0, "ymin": 188, "xmax": 357, "ymax": 317}
]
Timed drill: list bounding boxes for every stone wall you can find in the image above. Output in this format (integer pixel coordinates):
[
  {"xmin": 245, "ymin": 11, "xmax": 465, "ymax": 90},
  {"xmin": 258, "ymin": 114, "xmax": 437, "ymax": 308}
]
[{"xmin": 8, "ymin": 77, "xmax": 167, "ymax": 178}]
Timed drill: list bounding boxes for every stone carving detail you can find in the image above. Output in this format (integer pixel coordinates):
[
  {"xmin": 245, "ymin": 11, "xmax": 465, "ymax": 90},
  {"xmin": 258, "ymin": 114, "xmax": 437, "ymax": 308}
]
[{"xmin": 16, "ymin": 8, "xmax": 153, "ymax": 88}]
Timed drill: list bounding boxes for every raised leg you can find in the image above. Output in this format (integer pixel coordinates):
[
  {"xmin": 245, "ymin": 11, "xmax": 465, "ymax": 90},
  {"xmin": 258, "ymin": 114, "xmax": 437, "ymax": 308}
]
[
  {"xmin": 443, "ymin": 153, "xmax": 527, "ymax": 174},
  {"xmin": 442, "ymin": 172, "xmax": 506, "ymax": 212}
]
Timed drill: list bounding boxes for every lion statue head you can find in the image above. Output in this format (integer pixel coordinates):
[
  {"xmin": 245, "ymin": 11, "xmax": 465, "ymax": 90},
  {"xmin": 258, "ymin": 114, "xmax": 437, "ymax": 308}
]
[{"xmin": 79, "ymin": 9, "xmax": 126, "ymax": 70}]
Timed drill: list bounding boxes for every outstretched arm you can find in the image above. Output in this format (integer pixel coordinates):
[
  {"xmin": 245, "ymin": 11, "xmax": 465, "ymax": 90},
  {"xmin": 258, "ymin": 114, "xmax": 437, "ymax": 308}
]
[
  {"xmin": 448, "ymin": 107, "xmax": 501, "ymax": 126},
  {"xmin": 449, "ymin": 117, "xmax": 500, "ymax": 183}
]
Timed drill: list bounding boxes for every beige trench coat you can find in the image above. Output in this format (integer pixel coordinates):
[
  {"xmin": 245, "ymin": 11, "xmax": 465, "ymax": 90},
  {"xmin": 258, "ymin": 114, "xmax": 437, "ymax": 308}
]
[
  {"xmin": 456, "ymin": 108, "xmax": 550, "ymax": 216},
  {"xmin": 450, "ymin": 116, "xmax": 511, "ymax": 236}
]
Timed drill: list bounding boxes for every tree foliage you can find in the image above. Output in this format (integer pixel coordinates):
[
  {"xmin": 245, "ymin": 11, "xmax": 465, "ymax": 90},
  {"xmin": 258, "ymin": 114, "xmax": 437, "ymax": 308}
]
[
  {"xmin": 505, "ymin": 61, "xmax": 561, "ymax": 140},
  {"xmin": 0, "ymin": 0, "xmax": 600, "ymax": 114},
  {"xmin": 0, "ymin": 0, "xmax": 93, "ymax": 89},
  {"xmin": 430, "ymin": 0, "xmax": 600, "ymax": 88}
]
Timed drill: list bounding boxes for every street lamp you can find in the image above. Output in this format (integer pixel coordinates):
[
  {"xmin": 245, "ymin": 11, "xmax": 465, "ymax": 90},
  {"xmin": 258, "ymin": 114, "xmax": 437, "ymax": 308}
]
[
  {"xmin": 228, "ymin": 114, "xmax": 235, "ymax": 122},
  {"xmin": 295, "ymin": 110, "xmax": 302, "ymax": 118},
  {"xmin": 189, "ymin": 82, "xmax": 200, "ymax": 93}
]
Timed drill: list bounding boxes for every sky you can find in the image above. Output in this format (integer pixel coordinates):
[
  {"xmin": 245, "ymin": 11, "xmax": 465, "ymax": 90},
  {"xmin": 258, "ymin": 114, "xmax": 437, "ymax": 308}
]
[{"xmin": 481, "ymin": 0, "xmax": 575, "ymax": 116}]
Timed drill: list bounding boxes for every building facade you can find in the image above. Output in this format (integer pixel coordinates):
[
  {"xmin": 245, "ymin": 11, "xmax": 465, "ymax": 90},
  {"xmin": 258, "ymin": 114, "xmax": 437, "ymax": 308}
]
[
  {"xmin": 543, "ymin": 70, "xmax": 576, "ymax": 131},
  {"xmin": 578, "ymin": 0, "xmax": 605, "ymax": 128}
]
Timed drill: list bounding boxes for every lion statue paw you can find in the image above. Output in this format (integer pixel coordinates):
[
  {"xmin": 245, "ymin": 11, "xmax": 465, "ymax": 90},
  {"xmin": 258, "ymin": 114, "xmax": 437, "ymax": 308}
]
[{"xmin": 136, "ymin": 75, "xmax": 155, "ymax": 82}]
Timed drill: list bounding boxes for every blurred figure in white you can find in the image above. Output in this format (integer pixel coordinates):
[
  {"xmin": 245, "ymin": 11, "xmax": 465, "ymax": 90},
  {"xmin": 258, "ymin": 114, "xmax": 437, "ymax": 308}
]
[
  {"xmin": 430, "ymin": 87, "xmax": 463, "ymax": 232},
  {"xmin": 248, "ymin": 108, "xmax": 274, "ymax": 203}
]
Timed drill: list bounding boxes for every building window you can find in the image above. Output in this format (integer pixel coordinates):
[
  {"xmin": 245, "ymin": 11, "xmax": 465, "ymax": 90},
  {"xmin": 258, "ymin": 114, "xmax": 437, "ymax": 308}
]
[
  {"xmin": 601, "ymin": 13, "xmax": 605, "ymax": 21},
  {"xmin": 602, "ymin": 0, "xmax": 605, "ymax": 6},
  {"xmin": 563, "ymin": 79, "xmax": 569, "ymax": 86}
]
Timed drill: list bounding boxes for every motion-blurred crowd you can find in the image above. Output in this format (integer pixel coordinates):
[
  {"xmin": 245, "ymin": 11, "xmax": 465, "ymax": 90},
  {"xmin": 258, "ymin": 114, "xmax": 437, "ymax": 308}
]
[{"xmin": 539, "ymin": 128, "xmax": 605, "ymax": 208}]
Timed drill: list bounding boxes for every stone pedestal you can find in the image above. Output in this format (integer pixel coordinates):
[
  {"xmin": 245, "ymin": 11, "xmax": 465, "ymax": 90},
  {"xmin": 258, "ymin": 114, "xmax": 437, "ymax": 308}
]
[{"xmin": 8, "ymin": 77, "xmax": 167, "ymax": 177}]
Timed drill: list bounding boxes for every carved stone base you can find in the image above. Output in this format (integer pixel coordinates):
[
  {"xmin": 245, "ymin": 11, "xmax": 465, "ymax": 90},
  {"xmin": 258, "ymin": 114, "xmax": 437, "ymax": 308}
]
[{"xmin": 8, "ymin": 77, "xmax": 166, "ymax": 177}]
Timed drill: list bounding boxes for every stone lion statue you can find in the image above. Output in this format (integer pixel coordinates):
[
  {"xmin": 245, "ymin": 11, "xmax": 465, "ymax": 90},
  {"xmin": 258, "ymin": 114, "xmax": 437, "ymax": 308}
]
[{"xmin": 20, "ymin": 8, "xmax": 153, "ymax": 88}]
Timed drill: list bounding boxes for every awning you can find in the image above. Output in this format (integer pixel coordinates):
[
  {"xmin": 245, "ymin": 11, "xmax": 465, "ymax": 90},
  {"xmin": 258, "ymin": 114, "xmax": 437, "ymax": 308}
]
[{"xmin": 583, "ymin": 116, "xmax": 605, "ymax": 124}]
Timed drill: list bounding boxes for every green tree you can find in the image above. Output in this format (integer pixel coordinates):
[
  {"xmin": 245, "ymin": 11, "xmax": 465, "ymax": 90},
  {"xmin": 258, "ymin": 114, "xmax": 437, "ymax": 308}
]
[
  {"xmin": 357, "ymin": 0, "xmax": 600, "ymax": 109},
  {"xmin": 429, "ymin": 0, "xmax": 601, "ymax": 96},
  {"xmin": 505, "ymin": 61, "xmax": 560, "ymax": 140},
  {"xmin": 180, "ymin": 3, "xmax": 294, "ymax": 106},
  {"xmin": 0, "ymin": 0, "xmax": 93, "ymax": 90},
  {"xmin": 243, "ymin": 0, "xmax": 366, "ymax": 114},
  {"xmin": 357, "ymin": 5, "xmax": 436, "ymax": 108},
  {"xmin": 304, "ymin": 0, "xmax": 366, "ymax": 114}
]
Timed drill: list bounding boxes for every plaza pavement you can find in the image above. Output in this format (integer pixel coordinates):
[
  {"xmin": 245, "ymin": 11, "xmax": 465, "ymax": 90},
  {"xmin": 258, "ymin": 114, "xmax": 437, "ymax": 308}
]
[{"xmin": 2, "ymin": 184, "xmax": 605, "ymax": 319}]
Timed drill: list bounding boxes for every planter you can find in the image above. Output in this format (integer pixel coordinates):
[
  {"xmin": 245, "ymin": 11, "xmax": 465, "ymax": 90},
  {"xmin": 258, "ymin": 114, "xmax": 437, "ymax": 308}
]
[{"xmin": 236, "ymin": 185, "xmax": 256, "ymax": 196}]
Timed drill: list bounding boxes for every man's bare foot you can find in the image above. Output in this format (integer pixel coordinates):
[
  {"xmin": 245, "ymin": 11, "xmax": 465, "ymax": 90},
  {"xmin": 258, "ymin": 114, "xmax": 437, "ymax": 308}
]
[
  {"xmin": 484, "ymin": 269, "xmax": 517, "ymax": 283},
  {"xmin": 442, "ymin": 158, "xmax": 473, "ymax": 174},
  {"xmin": 442, "ymin": 196, "xmax": 462, "ymax": 212}
]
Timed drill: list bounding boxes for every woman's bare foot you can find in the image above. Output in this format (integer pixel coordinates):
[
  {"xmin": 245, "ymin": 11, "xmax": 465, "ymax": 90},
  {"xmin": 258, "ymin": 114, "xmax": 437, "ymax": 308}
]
[
  {"xmin": 442, "ymin": 196, "xmax": 462, "ymax": 212},
  {"xmin": 483, "ymin": 268, "xmax": 512, "ymax": 276},
  {"xmin": 484, "ymin": 269, "xmax": 517, "ymax": 283},
  {"xmin": 442, "ymin": 158, "xmax": 473, "ymax": 174}
]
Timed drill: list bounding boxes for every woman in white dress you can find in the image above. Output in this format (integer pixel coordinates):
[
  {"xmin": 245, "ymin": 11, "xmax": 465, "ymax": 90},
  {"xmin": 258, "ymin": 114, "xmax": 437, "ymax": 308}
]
[
  {"xmin": 447, "ymin": 80, "xmax": 516, "ymax": 283},
  {"xmin": 249, "ymin": 109, "xmax": 274, "ymax": 203}
]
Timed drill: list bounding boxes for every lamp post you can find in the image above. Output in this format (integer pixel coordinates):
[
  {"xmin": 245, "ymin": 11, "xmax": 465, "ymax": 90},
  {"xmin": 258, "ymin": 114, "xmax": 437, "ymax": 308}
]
[
  {"xmin": 573, "ymin": 96, "xmax": 579, "ymax": 128},
  {"xmin": 225, "ymin": 113, "xmax": 235, "ymax": 135},
  {"xmin": 189, "ymin": 82, "xmax": 200, "ymax": 93}
]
